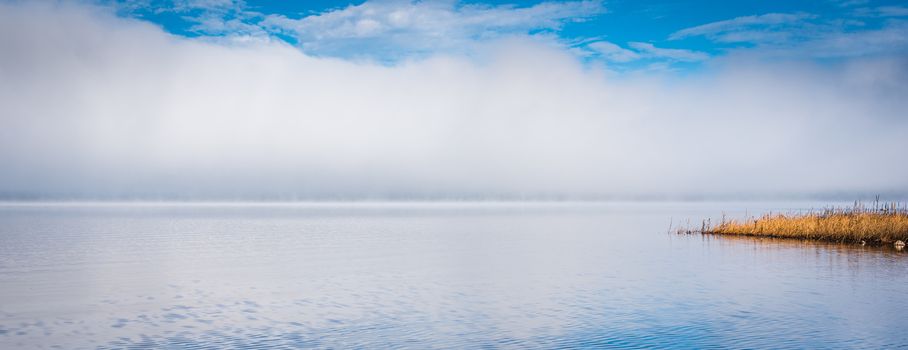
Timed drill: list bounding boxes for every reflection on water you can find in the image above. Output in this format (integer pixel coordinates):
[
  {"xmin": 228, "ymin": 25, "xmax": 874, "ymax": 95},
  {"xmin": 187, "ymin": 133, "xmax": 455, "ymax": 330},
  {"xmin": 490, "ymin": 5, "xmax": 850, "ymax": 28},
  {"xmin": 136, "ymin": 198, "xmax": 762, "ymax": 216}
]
[{"xmin": 0, "ymin": 202, "xmax": 906, "ymax": 349}]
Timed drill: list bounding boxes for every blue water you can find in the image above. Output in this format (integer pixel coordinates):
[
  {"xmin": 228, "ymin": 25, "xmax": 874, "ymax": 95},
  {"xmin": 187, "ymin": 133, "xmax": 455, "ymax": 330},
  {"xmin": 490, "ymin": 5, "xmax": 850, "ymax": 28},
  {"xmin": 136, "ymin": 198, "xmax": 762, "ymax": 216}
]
[{"xmin": 0, "ymin": 202, "xmax": 906, "ymax": 349}]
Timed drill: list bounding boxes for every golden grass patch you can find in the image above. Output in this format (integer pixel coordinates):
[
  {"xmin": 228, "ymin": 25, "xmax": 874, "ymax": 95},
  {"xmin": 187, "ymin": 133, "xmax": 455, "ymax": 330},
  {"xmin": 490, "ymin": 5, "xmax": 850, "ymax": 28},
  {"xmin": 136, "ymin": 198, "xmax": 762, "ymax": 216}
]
[{"xmin": 686, "ymin": 202, "xmax": 908, "ymax": 246}]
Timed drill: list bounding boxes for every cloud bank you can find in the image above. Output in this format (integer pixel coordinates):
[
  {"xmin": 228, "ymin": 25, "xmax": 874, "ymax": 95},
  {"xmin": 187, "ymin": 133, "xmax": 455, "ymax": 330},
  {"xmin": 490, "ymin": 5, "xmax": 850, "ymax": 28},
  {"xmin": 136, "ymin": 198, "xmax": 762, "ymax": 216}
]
[{"xmin": 1, "ymin": 2, "xmax": 907, "ymax": 200}]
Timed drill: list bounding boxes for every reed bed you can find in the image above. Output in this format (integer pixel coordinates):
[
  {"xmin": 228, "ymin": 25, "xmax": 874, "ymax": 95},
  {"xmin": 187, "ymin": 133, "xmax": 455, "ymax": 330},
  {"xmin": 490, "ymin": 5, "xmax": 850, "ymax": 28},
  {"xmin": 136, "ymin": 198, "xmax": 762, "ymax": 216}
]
[{"xmin": 684, "ymin": 201, "xmax": 908, "ymax": 247}]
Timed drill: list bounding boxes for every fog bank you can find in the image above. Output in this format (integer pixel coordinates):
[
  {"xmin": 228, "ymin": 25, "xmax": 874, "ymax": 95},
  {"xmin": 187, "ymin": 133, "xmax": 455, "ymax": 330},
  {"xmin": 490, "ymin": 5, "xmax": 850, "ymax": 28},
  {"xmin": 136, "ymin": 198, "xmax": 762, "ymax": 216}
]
[{"xmin": 1, "ymin": 3, "xmax": 907, "ymax": 200}]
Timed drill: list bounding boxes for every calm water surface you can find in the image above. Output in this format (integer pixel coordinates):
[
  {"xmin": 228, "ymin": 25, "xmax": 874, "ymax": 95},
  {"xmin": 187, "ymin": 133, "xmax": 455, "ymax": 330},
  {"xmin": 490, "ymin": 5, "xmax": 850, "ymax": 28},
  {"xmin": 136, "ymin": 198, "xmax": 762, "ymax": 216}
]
[{"xmin": 0, "ymin": 202, "xmax": 905, "ymax": 349}]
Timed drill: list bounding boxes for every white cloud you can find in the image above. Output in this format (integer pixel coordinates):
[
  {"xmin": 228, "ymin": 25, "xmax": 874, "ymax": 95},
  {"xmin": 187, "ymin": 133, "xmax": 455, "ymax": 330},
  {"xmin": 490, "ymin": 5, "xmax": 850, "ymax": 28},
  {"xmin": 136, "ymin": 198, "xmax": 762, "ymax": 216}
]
[
  {"xmin": 585, "ymin": 41, "xmax": 708, "ymax": 63},
  {"xmin": 187, "ymin": 15, "xmax": 268, "ymax": 37},
  {"xmin": 110, "ymin": 0, "xmax": 268, "ymax": 37},
  {"xmin": 670, "ymin": 11, "xmax": 908, "ymax": 59},
  {"xmin": 669, "ymin": 13, "xmax": 816, "ymax": 42},
  {"xmin": 1, "ymin": 2, "xmax": 907, "ymax": 199},
  {"xmin": 627, "ymin": 42, "xmax": 709, "ymax": 62},
  {"xmin": 852, "ymin": 6, "xmax": 908, "ymax": 18},
  {"xmin": 831, "ymin": 0, "xmax": 870, "ymax": 8},
  {"xmin": 258, "ymin": 0, "xmax": 605, "ymax": 59},
  {"xmin": 770, "ymin": 21, "xmax": 908, "ymax": 58},
  {"xmin": 172, "ymin": 0, "xmax": 243, "ymax": 12},
  {"xmin": 115, "ymin": 0, "xmax": 246, "ymax": 14},
  {"xmin": 586, "ymin": 40, "xmax": 640, "ymax": 62}
]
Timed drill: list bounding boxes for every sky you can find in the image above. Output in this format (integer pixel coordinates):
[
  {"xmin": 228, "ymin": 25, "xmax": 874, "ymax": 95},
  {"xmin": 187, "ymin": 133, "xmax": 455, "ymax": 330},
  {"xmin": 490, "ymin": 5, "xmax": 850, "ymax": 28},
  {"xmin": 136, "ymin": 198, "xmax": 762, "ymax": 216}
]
[
  {"xmin": 113, "ymin": 0, "xmax": 908, "ymax": 68},
  {"xmin": 0, "ymin": 0, "xmax": 907, "ymax": 200}
]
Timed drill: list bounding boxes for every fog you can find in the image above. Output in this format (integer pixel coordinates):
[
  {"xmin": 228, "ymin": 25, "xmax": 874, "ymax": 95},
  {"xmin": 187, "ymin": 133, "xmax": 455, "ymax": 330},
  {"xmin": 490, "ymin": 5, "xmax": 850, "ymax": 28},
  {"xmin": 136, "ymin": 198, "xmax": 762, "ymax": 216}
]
[{"xmin": 1, "ymin": 2, "xmax": 906, "ymax": 200}]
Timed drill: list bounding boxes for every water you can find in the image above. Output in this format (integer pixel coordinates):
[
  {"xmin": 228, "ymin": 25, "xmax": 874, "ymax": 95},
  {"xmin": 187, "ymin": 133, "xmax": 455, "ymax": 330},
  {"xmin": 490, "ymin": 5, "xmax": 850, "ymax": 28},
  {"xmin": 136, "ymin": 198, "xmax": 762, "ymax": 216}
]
[{"xmin": 0, "ymin": 202, "xmax": 905, "ymax": 349}]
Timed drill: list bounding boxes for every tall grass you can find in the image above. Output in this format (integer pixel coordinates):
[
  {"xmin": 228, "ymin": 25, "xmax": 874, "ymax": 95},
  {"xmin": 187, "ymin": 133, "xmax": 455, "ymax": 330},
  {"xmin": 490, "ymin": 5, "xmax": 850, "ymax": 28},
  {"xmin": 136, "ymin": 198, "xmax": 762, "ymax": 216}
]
[{"xmin": 687, "ymin": 201, "xmax": 908, "ymax": 246}]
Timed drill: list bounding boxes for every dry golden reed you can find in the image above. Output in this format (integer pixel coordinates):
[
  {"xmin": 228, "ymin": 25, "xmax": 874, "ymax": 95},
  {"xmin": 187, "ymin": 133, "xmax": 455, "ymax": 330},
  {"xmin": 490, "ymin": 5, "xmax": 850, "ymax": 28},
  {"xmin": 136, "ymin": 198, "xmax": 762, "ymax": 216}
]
[{"xmin": 687, "ymin": 201, "xmax": 908, "ymax": 245}]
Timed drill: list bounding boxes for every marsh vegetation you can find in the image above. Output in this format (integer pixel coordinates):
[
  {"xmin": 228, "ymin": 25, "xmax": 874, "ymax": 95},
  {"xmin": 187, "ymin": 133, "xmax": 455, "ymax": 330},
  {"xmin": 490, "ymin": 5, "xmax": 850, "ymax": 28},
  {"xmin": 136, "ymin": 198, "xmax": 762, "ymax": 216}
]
[{"xmin": 681, "ymin": 200, "xmax": 908, "ymax": 248}]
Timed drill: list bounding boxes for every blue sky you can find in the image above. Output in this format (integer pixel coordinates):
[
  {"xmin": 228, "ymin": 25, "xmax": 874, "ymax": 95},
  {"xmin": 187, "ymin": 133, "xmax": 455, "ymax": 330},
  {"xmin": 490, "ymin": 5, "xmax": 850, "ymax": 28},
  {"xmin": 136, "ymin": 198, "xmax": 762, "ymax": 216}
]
[{"xmin": 113, "ymin": 0, "xmax": 908, "ymax": 70}]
